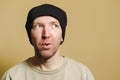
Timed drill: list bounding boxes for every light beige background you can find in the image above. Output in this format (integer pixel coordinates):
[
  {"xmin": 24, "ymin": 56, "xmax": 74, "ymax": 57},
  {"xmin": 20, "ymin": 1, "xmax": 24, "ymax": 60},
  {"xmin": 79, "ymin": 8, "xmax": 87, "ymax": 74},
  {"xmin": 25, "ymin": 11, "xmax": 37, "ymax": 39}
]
[{"xmin": 0, "ymin": 0, "xmax": 120, "ymax": 80}]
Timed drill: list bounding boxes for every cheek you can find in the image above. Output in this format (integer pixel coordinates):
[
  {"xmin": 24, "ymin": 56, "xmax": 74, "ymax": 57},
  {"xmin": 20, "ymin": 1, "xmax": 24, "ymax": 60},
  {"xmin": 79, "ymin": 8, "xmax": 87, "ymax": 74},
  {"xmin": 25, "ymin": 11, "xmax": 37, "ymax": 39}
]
[
  {"xmin": 53, "ymin": 31, "xmax": 63, "ymax": 42},
  {"xmin": 31, "ymin": 31, "xmax": 42, "ymax": 44}
]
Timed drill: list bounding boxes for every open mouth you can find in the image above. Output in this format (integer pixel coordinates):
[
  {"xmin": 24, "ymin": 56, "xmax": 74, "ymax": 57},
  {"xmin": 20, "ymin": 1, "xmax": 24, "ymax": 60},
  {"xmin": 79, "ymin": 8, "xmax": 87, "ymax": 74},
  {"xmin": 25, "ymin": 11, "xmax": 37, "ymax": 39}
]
[{"xmin": 41, "ymin": 43, "xmax": 51, "ymax": 49}]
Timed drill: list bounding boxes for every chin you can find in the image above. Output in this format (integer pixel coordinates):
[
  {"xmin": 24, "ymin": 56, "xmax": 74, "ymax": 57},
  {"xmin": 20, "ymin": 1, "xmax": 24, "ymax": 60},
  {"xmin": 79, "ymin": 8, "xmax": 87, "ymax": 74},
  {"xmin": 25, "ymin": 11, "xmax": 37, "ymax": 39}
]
[{"xmin": 37, "ymin": 50, "xmax": 56, "ymax": 60}]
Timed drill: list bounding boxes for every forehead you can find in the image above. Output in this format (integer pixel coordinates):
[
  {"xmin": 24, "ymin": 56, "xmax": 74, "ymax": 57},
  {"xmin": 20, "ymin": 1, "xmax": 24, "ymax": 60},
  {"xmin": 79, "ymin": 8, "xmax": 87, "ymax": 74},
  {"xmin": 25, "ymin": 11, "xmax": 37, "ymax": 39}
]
[{"xmin": 33, "ymin": 16, "xmax": 60, "ymax": 24}]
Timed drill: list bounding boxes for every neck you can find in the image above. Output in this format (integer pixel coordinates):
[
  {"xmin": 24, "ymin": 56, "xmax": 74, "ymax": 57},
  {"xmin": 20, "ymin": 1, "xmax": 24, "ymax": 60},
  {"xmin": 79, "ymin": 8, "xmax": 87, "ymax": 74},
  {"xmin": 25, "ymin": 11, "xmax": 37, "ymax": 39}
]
[
  {"xmin": 30, "ymin": 49, "xmax": 64, "ymax": 71},
  {"xmin": 41, "ymin": 53, "xmax": 64, "ymax": 71}
]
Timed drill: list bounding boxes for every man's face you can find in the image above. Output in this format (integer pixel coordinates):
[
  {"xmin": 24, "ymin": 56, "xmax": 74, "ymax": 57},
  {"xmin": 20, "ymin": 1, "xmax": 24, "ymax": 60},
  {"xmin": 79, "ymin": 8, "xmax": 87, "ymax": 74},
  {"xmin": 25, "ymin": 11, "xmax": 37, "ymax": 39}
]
[{"xmin": 31, "ymin": 16, "xmax": 63, "ymax": 59}]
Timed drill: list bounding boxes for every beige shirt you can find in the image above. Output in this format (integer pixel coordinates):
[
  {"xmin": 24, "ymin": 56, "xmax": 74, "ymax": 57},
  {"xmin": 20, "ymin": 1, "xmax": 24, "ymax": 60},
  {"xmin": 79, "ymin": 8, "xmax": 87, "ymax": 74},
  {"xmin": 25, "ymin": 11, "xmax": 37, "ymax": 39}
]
[{"xmin": 1, "ymin": 57, "xmax": 95, "ymax": 80}]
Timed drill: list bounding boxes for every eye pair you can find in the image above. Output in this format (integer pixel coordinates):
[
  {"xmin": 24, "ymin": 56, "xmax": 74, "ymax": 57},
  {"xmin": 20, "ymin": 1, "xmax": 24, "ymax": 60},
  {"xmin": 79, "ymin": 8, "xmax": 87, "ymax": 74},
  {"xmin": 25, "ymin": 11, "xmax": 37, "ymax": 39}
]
[{"xmin": 32, "ymin": 23, "xmax": 59, "ymax": 29}]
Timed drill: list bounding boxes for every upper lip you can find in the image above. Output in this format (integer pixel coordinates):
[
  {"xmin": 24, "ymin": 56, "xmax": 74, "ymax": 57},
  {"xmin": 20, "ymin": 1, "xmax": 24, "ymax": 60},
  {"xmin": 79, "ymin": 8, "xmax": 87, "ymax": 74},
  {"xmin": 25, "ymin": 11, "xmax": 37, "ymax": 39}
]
[
  {"xmin": 41, "ymin": 39, "xmax": 52, "ymax": 46},
  {"xmin": 42, "ymin": 43, "xmax": 50, "ymax": 45},
  {"xmin": 41, "ymin": 42, "xmax": 51, "ymax": 45}
]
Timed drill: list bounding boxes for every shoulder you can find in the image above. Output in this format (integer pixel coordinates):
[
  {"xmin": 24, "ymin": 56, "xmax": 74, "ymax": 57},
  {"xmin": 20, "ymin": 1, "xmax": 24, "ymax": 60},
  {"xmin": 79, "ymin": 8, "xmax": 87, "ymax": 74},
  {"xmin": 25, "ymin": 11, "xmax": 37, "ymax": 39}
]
[
  {"xmin": 8, "ymin": 60, "xmax": 29, "ymax": 73},
  {"xmin": 66, "ymin": 57, "xmax": 89, "ymax": 70},
  {"xmin": 66, "ymin": 57, "xmax": 95, "ymax": 80},
  {"xmin": 1, "ymin": 60, "xmax": 29, "ymax": 79}
]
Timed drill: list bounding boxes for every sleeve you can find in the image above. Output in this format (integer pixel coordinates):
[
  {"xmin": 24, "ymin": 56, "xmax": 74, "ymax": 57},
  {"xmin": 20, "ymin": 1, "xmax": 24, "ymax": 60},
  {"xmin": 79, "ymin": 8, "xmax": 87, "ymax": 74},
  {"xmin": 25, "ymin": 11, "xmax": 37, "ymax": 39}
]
[
  {"xmin": 83, "ymin": 66, "xmax": 95, "ymax": 80},
  {"xmin": 1, "ymin": 72, "xmax": 12, "ymax": 80},
  {"xmin": 78, "ymin": 62, "xmax": 95, "ymax": 80}
]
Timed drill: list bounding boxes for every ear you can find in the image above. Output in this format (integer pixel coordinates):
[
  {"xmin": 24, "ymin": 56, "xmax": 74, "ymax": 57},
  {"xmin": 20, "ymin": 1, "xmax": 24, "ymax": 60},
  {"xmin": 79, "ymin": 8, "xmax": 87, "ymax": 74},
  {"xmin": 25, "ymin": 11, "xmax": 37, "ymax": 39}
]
[
  {"xmin": 60, "ymin": 38, "xmax": 63, "ymax": 44},
  {"xmin": 61, "ymin": 38, "xmax": 63, "ymax": 42}
]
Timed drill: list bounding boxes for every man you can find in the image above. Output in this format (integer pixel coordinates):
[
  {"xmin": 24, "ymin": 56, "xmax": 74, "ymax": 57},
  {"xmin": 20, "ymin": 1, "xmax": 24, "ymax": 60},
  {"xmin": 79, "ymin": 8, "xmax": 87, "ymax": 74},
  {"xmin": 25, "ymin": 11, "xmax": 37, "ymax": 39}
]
[{"xmin": 1, "ymin": 4, "xmax": 95, "ymax": 80}]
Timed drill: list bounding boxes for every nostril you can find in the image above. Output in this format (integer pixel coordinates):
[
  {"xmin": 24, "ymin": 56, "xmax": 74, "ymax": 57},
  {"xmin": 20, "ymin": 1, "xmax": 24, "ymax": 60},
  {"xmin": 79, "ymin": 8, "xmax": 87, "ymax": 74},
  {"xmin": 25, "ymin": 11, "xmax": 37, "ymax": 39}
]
[
  {"xmin": 42, "ymin": 35, "xmax": 46, "ymax": 39},
  {"xmin": 42, "ymin": 34, "xmax": 50, "ymax": 39}
]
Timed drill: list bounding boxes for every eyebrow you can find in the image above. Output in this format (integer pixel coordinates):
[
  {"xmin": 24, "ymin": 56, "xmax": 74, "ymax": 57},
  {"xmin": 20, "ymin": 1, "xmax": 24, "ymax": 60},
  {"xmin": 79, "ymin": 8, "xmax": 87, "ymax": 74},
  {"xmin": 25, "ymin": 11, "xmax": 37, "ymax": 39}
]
[{"xmin": 51, "ymin": 21, "xmax": 60, "ymax": 25}]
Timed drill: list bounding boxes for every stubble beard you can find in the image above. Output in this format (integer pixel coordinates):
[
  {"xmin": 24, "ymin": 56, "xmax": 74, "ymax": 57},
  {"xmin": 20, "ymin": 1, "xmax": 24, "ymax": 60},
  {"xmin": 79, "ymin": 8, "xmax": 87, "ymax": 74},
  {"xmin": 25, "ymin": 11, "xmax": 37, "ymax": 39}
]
[{"xmin": 34, "ymin": 46, "xmax": 59, "ymax": 61}]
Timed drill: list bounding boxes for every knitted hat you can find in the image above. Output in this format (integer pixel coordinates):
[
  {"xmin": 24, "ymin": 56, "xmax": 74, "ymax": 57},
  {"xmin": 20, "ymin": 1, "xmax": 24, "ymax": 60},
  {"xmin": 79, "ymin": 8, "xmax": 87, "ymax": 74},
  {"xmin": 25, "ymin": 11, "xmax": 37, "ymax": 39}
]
[{"xmin": 25, "ymin": 4, "xmax": 67, "ymax": 45}]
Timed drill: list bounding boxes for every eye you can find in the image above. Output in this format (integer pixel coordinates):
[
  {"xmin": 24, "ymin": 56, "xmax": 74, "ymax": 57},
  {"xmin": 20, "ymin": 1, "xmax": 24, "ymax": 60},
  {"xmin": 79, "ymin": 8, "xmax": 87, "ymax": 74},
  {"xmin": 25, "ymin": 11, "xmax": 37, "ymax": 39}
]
[
  {"xmin": 33, "ymin": 24, "xmax": 42, "ymax": 29},
  {"xmin": 36, "ymin": 25, "xmax": 41, "ymax": 28},
  {"xmin": 52, "ymin": 24, "xmax": 59, "ymax": 28}
]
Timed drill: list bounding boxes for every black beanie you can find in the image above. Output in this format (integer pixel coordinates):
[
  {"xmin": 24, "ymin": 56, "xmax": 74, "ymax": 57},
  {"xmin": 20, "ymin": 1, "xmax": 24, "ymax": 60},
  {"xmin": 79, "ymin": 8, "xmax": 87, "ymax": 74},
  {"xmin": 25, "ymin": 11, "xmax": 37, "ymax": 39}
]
[{"xmin": 25, "ymin": 4, "xmax": 67, "ymax": 45}]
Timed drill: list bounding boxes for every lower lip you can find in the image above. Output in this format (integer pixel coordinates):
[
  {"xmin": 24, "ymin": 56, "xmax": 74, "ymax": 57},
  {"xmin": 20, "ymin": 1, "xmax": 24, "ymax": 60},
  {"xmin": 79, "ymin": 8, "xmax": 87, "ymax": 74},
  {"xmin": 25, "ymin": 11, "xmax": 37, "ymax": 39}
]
[{"xmin": 41, "ymin": 44, "xmax": 51, "ymax": 49}]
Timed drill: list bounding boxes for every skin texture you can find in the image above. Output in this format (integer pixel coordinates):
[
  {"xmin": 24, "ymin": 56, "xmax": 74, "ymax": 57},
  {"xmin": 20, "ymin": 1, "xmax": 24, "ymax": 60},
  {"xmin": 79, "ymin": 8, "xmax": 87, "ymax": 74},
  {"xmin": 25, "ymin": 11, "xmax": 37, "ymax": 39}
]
[{"xmin": 29, "ymin": 16, "xmax": 64, "ymax": 71}]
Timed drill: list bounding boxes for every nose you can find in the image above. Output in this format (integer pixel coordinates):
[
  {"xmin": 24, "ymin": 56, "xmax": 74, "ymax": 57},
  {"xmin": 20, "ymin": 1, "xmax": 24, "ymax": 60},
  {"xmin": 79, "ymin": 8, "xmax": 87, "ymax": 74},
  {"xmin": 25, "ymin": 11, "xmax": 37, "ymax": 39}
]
[{"xmin": 42, "ymin": 26, "xmax": 50, "ymax": 39}]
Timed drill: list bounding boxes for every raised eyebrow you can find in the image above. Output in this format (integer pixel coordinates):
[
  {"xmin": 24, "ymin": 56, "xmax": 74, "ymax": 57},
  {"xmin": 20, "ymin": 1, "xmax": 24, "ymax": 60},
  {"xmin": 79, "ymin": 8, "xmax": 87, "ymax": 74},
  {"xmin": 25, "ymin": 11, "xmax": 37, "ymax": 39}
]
[
  {"xmin": 51, "ymin": 21, "xmax": 58, "ymax": 24},
  {"xmin": 33, "ymin": 22, "xmax": 42, "ymax": 26},
  {"xmin": 51, "ymin": 21, "xmax": 60, "ymax": 25}
]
